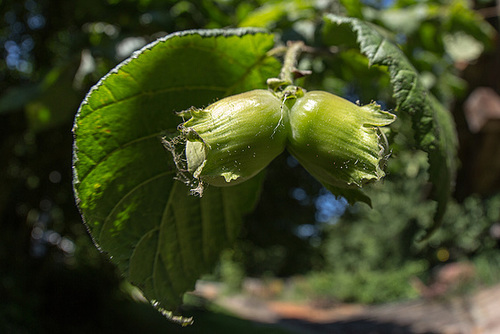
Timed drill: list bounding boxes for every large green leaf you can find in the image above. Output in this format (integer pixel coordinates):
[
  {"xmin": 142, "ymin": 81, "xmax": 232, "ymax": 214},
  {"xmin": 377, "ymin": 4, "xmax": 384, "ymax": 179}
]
[
  {"xmin": 323, "ymin": 15, "xmax": 458, "ymax": 235},
  {"xmin": 72, "ymin": 28, "xmax": 280, "ymax": 319}
]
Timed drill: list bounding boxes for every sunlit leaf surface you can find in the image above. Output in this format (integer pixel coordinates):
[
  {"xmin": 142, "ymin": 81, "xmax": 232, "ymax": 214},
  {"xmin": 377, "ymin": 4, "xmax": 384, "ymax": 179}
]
[{"xmin": 72, "ymin": 28, "xmax": 280, "ymax": 316}]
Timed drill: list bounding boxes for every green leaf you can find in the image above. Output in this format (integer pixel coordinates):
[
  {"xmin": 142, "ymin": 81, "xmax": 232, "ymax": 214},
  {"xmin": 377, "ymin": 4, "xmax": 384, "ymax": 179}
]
[
  {"xmin": 238, "ymin": 2, "xmax": 288, "ymax": 28},
  {"xmin": 26, "ymin": 59, "xmax": 82, "ymax": 132},
  {"xmin": 0, "ymin": 59, "xmax": 81, "ymax": 132},
  {"xmin": 362, "ymin": 4, "xmax": 430, "ymax": 36},
  {"xmin": 323, "ymin": 15, "xmax": 458, "ymax": 236},
  {"xmin": 237, "ymin": 0, "xmax": 315, "ymax": 29},
  {"xmin": 72, "ymin": 28, "xmax": 280, "ymax": 319}
]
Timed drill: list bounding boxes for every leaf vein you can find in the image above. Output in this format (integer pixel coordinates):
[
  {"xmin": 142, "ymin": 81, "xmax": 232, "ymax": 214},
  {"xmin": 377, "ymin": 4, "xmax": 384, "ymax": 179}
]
[
  {"xmin": 225, "ymin": 53, "xmax": 271, "ymax": 95},
  {"xmin": 77, "ymin": 132, "xmax": 168, "ymax": 185},
  {"xmin": 99, "ymin": 170, "xmax": 175, "ymax": 242},
  {"xmin": 157, "ymin": 181, "xmax": 190, "ymax": 294}
]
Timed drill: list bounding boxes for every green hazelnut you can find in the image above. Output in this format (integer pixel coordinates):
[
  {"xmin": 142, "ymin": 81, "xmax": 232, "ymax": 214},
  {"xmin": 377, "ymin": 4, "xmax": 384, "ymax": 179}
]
[
  {"xmin": 180, "ymin": 89, "xmax": 287, "ymax": 187},
  {"xmin": 287, "ymin": 91, "xmax": 396, "ymax": 204}
]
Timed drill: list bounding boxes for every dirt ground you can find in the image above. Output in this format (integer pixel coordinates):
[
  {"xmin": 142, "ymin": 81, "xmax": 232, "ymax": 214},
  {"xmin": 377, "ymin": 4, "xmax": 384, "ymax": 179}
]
[{"xmin": 194, "ymin": 281, "xmax": 500, "ymax": 334}]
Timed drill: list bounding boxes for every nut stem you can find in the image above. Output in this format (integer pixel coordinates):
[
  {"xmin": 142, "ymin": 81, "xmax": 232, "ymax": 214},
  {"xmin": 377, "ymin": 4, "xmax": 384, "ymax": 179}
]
[
  {"xmin": 267, "ymin": 41, "xmax": 305, "ymax": 91},
  {"xmin": 280, "ymin": 41, "xmax": 305, "ymax": 85}
]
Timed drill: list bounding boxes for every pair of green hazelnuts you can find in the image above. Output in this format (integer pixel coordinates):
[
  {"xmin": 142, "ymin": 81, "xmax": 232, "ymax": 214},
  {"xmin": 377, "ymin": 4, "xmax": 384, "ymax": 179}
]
[{"xmin": 176, "ymin": 88, "xmax": 396, "ymax": 205}]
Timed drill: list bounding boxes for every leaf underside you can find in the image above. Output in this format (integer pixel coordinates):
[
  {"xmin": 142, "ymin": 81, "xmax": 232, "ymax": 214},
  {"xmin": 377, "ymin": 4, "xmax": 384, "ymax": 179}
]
[
  {"xmin": 72, "ymin": 28, "xmax": 281, "ymax": 316},
  {"xmin": 324, "ymin": 15, "xmax": 458, "ymax": 235}
]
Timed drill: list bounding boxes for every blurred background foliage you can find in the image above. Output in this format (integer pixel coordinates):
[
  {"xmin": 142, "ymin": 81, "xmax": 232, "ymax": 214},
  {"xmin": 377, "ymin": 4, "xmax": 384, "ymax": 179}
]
[{"xmin": 1, "ymin": 0, "xmax": 499, "ymax": 332}]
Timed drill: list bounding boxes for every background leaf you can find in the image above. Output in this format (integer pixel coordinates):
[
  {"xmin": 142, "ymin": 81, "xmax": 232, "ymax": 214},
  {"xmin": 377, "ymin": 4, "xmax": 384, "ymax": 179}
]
[
  {"xmin": 72, "ymin": 28, "xmax": 280, "ymax": 315},
  {"xmin": 323, "ymin": 14, "xmax": 458, "ymax": 233}
]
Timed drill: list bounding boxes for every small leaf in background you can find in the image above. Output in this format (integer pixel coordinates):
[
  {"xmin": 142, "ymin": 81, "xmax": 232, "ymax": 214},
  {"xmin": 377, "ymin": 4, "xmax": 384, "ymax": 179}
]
[
  {"xmin": 362, "ymin": 4, "xmax": 429, "ymax": 36},
  {"xmin": 72, "ymin": 28, "xmax": 281, "ymax": 318},
  {"xmin": 0, "ymin": 59, "xmax": 82, "ymax": 132},
  {"xmin": 26, "ymin": 59, "xmax": 83, "ymax": 132},
  {"xmin": 238, "ymin": 0, "xmax": 315, "ymax": 29},
  {"xmin": 323, "ymin": 14, "xmax": 458, "ymax": 236},
  {"xmin": 443, "ymin": 31, "xmax": 485, "ymax": 63}
]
